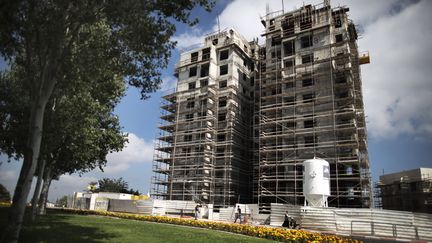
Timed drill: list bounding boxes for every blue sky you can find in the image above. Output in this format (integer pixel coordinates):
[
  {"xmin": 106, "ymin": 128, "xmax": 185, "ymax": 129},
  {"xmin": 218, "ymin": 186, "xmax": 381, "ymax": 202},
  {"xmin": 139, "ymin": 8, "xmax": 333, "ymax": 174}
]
[{"xmin": 1, "ymin": 0, "xmax": 431, "ymax": 202}]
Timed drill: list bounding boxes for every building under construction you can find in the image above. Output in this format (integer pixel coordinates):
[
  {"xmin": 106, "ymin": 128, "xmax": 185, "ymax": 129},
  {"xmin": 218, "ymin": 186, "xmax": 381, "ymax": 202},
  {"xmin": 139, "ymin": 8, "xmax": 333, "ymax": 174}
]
[
  {"xmin": 151, "ymin": 29, "xmax": 258, "ymax": 208},
  {"xmin": 375, "ymin": 168, "xmax": 432, "ymax": 214},
  {"xmin": 255, "ymin": 2, "xmax": 371, "ymax": 211},
  {"xmin": 151, "ymin": 1, "xmax": 371, "ymax": 210}
]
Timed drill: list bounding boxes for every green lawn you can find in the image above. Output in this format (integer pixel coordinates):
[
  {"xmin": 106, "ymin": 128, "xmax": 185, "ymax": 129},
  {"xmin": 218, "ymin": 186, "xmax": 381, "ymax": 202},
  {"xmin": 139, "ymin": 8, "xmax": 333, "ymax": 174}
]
[{"xmin": 0, "ymin": 208, "xmax": 274, "ymax": 243}]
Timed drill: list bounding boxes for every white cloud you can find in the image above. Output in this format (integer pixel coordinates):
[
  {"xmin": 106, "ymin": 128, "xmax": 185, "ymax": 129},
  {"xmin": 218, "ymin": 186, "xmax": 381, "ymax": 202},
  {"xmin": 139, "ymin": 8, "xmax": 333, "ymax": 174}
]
[
  {"xmin": 0, "ymin": 164, "xmax": 98, "ymax": 201},
  {"xmin": 0, "ymin": 163, "xmax": 38, "ymax": 202},
  {"xmin": 173, "ymin": 0, "xmax": 415, "ymax": 51},
  {"xmin": 48, "ymin": 133, "xmax": 155, "ymax": 199},
  {"xmin": 160, "ymin": 76, "xmax": 177, "ymax": 92},
  {"xmin": 0, "ymin": 134, "xmax": 155, "ymax": 201},
  {"xmin": 332, "ymin": 0, "xmax": 397, "ymax": 25},
  {"xmin": 172, "ymin": 27, "xmax": 207, "ymax": 50},
  {"xmin": 360, "ymin": 0, "xmax": 432, "ymax": 139},
  {"xmin": 169, "ymin": 0, "xmax": 431, "ymax": 140},
  {"xmin": 0, "ymin": 167, "xmax": 19, "ymax": 198},
  {"xmin": 0, "ymin": 169, "xmax": 16, "ymax": 181},
  {"xmin": 212, "ymin": 0, "xmax": 400, "ymax": 43},
  {"xmin": 104, "ymin": 133, "xmax": 154, "ymax": 174},
  {"xmin": 49, "ymin": 174, "xmax": 97, "ymax": 200},
  {"xmin": 200, "ymin": 0, "xmax": 432, "ymax": 140},
  {"xmin": 48, "ymin": 132, "xmax": 154, "ymax": 199}
]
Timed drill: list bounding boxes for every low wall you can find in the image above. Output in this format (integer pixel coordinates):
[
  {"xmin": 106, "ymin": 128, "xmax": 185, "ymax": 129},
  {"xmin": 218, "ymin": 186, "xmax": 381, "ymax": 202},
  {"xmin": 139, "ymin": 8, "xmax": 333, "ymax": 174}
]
[
  {"xmin": 269, "ymin": 203, "xmax": 432, "ymax": 241},
  {"xmin": 108, "ymin": 199, "xmax": 138, "ymax": 213},
  {"xmin": 74, "ymin": 198, "xmax": 90, "ymax": 210}
]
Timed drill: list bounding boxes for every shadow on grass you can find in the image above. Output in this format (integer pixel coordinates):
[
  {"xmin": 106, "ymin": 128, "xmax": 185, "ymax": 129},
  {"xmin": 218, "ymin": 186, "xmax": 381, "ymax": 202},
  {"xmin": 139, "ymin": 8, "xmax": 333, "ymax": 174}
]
[{"xmin": 0, "ymin": 207, "xmax": 119, "ymax": 243}]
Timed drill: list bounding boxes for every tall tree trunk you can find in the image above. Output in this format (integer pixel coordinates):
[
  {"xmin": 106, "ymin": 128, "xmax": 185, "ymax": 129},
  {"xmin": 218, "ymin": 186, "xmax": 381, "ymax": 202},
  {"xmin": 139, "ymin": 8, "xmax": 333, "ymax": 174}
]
[
  {"xmin": 1, "ymin": 2, "xmax": 80, "ymax": 241},
  {"xmin": 2, "ymin": 98, "xmax": 48, "ymax": 243},
  {"xmin": 38, "ymin": 167, "xmax": 52, "ymax": 215},
  {"xmin": 30, "ymin": 159, "xmax": 46, "ymax": 222},
  {"xmin": 2, "ymin": 59, "xmax": 58, "ymax": 243}
]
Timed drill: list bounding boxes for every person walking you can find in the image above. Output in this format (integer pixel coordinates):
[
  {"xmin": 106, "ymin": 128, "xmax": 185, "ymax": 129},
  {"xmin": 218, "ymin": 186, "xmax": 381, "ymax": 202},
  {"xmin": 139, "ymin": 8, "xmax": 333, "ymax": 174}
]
[
  {"xmin": 194, "ymin": 204, "xmax": 200, "ymax": 220},
  {"xmin": 282, "ymin": 211, "xmax": 290, "ymax": 228},
  {"xmin": 234, "ymin": 205, "xmax": 242, "ymax": 224}
]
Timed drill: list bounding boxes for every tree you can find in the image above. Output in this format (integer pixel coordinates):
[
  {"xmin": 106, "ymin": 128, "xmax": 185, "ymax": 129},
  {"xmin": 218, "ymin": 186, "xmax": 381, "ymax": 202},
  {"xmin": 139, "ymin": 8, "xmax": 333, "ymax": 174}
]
[
  {"xmin": 0, "ymin": 1, "xmax": 214, "ymax": 241},
  {"xmin": 98, "ymin": 177, "xmax": 128, "ymax": 193},
  {"xmin": 87, "ymin": 182, "xmax": 98, "ymax": 193},
  {"xmin": 0, "ymin": 69, "xmax": 29, "ymax": 160},
  {"xmin": 0, "ymin": 184, "xmax": 11, "ymax": 203},
  {"xmin": 2, "ymin": 21, "xmax": 128, "ymax": 220},
  {"xmin": 125, "ymin": 188, "xmax": 141, "ymax": 196},
  {"xmin": 97, "ymin": 177, "xmax": 140, "ymax": 195},
  {"xmin": 55, "ymin": 196, "xmax": 68, "ymax": 207},
  {"xmin": 2, "ymin": 64, "xmax": 127, "ymax": 218},
  {"xmin": 35, "ymin": 89, "xmax": 127, "ymax": 215}
]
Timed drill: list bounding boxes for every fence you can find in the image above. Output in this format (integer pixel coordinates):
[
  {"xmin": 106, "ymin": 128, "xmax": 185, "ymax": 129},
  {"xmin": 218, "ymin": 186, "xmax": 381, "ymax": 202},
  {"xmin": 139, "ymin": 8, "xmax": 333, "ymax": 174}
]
[
  {"xmin": 70, "ymin": 197, "xmax": 432, "ymax": 241},
  {"xmin": 269, "ymin": 204, "xmax": 432, "ymax": 241},
  {"xmin": 74, "ymin": 198, "xmax": 90, "ymax": 210},
  {"xmin": 108, "ymin": 199, "xmax": 139, "ymax": 213}
]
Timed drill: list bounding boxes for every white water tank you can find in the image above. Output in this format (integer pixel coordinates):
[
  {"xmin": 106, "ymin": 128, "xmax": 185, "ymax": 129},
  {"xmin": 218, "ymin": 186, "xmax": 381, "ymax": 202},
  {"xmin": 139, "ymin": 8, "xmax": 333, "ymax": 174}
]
[{"xmin": 303, "ymin": 158, "xmax": 330, "ymax": 207}]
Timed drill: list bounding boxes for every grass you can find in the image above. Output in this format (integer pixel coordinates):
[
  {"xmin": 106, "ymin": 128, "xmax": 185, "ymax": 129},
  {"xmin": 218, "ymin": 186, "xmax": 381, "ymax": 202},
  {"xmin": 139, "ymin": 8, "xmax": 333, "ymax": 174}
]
[{"xmin": 0, "ymin": 208, "xmax": 274, "ymax": 243}]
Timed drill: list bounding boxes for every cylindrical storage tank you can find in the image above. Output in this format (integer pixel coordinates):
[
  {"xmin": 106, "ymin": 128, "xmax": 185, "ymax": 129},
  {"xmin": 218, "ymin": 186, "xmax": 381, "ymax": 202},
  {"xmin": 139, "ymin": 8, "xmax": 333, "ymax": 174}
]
[{"xmin": 302, "ymin": 158, "xmax": 331, "ymax": 207}]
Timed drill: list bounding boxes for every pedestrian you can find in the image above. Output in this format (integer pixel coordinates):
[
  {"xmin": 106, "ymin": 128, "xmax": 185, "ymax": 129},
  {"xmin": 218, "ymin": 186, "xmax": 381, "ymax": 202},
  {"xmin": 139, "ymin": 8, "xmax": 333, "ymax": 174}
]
[
  {"xmin": 234, "ymin": 205, "xmax": 242, "ymax": 224},
  {"xmin": 194, "ymin": 204, "xmax": 200, "ymax": 220},
  {"xmin": 282, "ymin": 211, "xmax": 290, "ymax": 228},
  {"xmin": 290, "ymin": 216, "xmax": 299, "ymax": 229}
]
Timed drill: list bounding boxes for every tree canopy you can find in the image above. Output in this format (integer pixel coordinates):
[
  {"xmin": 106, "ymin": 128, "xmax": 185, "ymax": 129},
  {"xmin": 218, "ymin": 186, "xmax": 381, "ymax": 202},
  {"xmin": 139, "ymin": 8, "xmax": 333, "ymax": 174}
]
[
  {"xmin": 0, "ymin": 0, "xmax": 214, "ymax": 99},
  {"xmin": 0, "ymin": 68, "xmax": 29, "ymax": 160},
  {"xmin": 1, "ymin": 20, "xmax": 128, "ymax": 178},
  {"xmin": 96, "ymin": 177, "xmax": 140, "ymax": 195},
  {"xmin": 0, "ymin": 1, "xmax": 214, "ymax": 242},
  {"xmin": 55, "ymin": 196, "xmax": 68, "ymax": 207}
]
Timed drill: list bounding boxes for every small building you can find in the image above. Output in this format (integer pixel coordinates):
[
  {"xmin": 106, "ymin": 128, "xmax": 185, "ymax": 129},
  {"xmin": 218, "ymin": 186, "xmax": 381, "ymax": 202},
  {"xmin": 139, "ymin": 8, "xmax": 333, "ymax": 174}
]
[
  {"xmin": 72, "ymin": 192, "xmax": 134, "ymax": 210},
  {"xmin": 376, "ymin": 168, "xmax": 432, "ymax": 213},
  {"xmin": 46, "ymin": 202, "xmax": 55, "ymax": 208}
]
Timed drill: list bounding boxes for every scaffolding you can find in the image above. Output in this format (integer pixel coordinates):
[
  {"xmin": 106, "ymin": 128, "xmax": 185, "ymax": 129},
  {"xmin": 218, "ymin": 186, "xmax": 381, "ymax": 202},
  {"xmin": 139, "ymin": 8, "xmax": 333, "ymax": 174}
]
[
  {"xmin": 152, "ymin": 1, "xmax": 372, "ymax": 212},
  {"xmin": 151, "ymin": 29, "xmax": 258, "ymax": 209},
  {"xmin": 255, "ymin": 2, "xmax": 371, "ymax": 212}
]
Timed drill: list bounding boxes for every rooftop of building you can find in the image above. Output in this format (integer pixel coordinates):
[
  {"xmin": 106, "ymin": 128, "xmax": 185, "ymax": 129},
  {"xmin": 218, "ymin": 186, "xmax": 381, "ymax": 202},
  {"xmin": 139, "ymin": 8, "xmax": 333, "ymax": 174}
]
[
  {"xmin": 177, "ymin": 28, "xmax": 256, "ymax": 54},
  {"xmin": 379, "ymin": 167, "xmax": 432, "ymax": 185},
  {"xmin": 261, "ymin": 1, "xmax": 348, "ymax": 21}
]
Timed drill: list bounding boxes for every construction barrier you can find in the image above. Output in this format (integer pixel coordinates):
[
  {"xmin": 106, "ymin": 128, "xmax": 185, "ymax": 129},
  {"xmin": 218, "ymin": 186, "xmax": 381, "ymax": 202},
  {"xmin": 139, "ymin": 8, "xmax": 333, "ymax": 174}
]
[{"xmin": 269, "ymin": 203, "xmax": 432, "ymax": 241}]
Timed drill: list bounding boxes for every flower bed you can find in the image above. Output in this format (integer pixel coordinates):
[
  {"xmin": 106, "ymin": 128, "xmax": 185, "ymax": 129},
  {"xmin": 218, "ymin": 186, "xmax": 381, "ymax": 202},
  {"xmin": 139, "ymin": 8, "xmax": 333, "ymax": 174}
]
[
  {"xmin": 54, "ymin": 208, "xmax": 359, "ymax": 242},
  {"xmin": 0, "ymin": 202, "xmax": 12, "ymax": 207}
]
